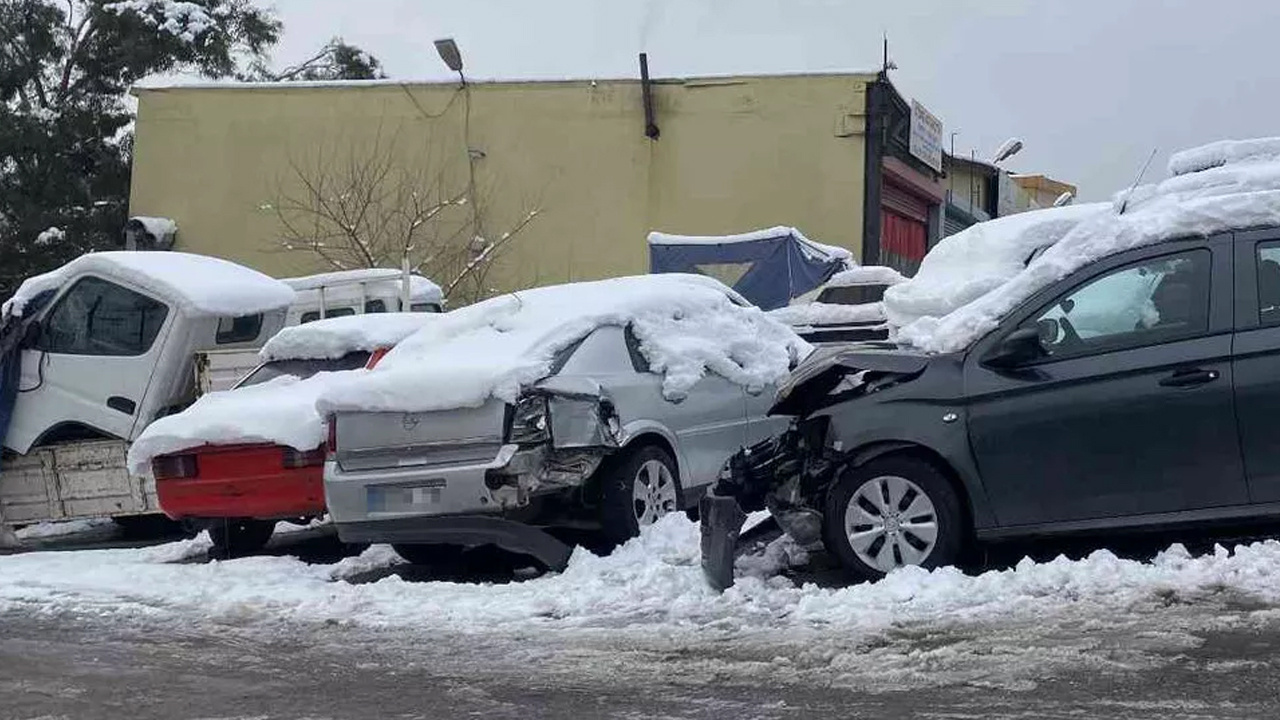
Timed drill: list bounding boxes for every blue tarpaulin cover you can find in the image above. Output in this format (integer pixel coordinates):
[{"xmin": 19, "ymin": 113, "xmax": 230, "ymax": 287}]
[{"xmin": 647, "ymin": 226, "xmax": 851, "ymax": 310}]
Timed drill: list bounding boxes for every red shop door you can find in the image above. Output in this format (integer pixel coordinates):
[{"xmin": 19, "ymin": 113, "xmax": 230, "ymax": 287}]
[{"xmin": 879, "ymin": 208, "xmax": 927, "ymax": 274}]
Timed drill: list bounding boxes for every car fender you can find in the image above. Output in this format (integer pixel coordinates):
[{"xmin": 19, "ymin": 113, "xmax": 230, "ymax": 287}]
[{"xmin": 616, "ymin": 419, "xmax": 686, "ymax": 474}]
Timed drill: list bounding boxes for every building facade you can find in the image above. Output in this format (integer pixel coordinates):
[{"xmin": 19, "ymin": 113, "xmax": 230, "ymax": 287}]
[{"xmin": 128, "ymin": 71, "xmax": 944, "ymax": 295}]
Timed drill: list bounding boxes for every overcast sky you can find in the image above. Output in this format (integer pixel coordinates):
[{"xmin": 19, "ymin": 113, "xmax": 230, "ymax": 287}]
[{"xmin": 266, "ymin": 0, "xmax": 1280, "ymax": 201}]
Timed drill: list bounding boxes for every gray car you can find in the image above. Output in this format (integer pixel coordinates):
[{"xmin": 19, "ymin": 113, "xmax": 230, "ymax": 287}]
[{"xmin": 323, "ymin": 323, "xmax": 791, "ymax": 570}]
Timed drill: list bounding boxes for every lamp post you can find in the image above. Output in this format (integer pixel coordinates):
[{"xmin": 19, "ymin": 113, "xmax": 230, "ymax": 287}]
[{"xmin": 433, "ymin": 37, "xmax": 464, "ymax": 82}]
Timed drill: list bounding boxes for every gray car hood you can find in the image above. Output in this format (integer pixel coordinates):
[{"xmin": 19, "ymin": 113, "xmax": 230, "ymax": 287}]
[{"xmin": 771, "ymin": 343, "xmax": 930, "ymax": 417}]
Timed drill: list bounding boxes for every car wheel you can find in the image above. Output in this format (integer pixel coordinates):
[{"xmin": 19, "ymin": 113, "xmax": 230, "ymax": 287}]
[
  {"xmin": 599, "ymin": 444, "xmax": 681, "ymax": 543},
  {"xmin": 822, "ymin": 456, "xmax": 964, "ymax": 580},
  {"xmin": 207, "ymin": 519, "xmax": 275, "ymax": 559}
]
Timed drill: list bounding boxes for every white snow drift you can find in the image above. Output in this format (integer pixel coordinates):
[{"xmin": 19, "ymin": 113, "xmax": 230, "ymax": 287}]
[
  {"xmin": 317, "ymin": 274, "xmax": 811, "ymax": 414},
  {"xmin": 260, "ymin": 312, "xmax": 440, "ymax": 362}
]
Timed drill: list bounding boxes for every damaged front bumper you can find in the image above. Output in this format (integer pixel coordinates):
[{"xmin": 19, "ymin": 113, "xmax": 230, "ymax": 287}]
[{"xmin": 699, "ymin": 418, "xmax": 836, "ymax": 590}]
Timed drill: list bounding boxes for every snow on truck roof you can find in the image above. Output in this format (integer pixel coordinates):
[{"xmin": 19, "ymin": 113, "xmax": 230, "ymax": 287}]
[
  {"xmin": 260, "ymin": 313, "xmax": 441, "ymax": 362},
  {"xmin": 282, "ymin": 269, "xmax": 444, "ymax": 303},
  {"xmin": 316, "ymin": 273, "xmax": 811, "ymax": 415},
  {"xmin": 891, "ymin": 136, "xmax": 1280, "ymax": 354},
  {"xmin": 2, "ymin": 251, "xmax": 295, "ymax": 320}
]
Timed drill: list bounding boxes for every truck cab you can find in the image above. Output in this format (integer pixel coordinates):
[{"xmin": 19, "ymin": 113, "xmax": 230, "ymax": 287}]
[{"xmin": 0, "ymin": 252, "xmax": 294, "ymax": 533}]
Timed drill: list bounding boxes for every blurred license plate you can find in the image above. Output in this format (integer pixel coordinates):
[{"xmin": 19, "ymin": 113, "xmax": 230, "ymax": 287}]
[{"xmin": 367, "ymin": 483, "xmax": 444, "ymax": 512}]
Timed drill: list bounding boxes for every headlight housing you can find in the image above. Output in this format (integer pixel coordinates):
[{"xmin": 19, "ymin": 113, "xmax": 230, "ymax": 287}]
[{"xmin": 507, "ymin": 394, "xmax": 549, "ymax": 445}]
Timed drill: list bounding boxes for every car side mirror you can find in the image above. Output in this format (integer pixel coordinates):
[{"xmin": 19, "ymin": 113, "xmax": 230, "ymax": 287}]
[
  {"xmin": 1036, "ymin": 317, "xmax": 1061, "ymax": 345},
  {"xmin": 984, "ymin": 327, "xmax": 1045, "ymax": 368}
]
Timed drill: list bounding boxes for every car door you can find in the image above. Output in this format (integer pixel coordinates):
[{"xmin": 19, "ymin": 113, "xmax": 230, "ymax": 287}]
[
  {"xmin": 1230, "ymin": 230, "xmax": 1280, "ymax": 503},
  {"xmin": 964, "ymin": 237, "xmax": 1247, "ymax": 526},
  {"xmin": 5, "ymin": 275, "xmax": 172, "ymax": 452}
]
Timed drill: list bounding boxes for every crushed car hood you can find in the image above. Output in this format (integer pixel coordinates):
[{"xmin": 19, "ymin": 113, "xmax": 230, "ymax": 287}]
[{"xmin": 770, "ymin": 343, "xmax": 930, "ymax": 417}]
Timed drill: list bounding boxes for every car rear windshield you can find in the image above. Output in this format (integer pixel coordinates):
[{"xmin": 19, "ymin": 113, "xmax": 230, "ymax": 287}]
[
  {"xmin": 236, "ymin": 351, "xmax": 372, "ymax": 388},
  {"xmin": 817, "ymin": 284, "xmax": 891, "ymax": 305}
]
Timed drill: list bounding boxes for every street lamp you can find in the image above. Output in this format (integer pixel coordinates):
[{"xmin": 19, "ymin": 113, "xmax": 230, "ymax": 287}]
[
  {"xmin": 434, "ymin": 38, "xmax": 464, "ymax": 79},
  {"xmin": 991, "ymin": 138, "xmax": 1024, "ymax": 164}
]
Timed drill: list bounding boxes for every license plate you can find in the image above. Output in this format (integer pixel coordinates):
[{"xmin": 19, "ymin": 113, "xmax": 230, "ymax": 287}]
[{"xmin": 367, "ymin": 482, "xmax": 444, "ymax": 512}]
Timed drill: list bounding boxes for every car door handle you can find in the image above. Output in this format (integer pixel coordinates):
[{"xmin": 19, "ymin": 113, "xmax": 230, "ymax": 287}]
[
  {"xmin": 107, "ymin": 396, "xmax": 136, "ymax": 415},
  {"xmin": 1159, "ymin": 368, "xmax": 1219, "ymax": 388}
]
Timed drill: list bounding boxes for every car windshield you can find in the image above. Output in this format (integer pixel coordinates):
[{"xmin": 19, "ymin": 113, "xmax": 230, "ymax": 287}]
[
  {"xmin": 235, "ymin": 351, "xmax": 372, "ymax": 388},
  {"xmin": 816, "ymin": 283, "xmax": 891, "ymax": 305}
]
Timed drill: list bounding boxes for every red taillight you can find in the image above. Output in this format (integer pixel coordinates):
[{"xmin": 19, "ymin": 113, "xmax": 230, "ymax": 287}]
[
  {"xmin": 283, "ymin": 446, "xmax": 326, "ymax": 469},
  {"xmin": 366, "ymin": 347, "xmax": 390, "ymax": 368},
  {"xmin": 153, "ymin": 454, "xmax": 198, "ymax": 480},
  {"xmin": 326, "ymin": 416, "xmax": 338, "ymax": 454}
]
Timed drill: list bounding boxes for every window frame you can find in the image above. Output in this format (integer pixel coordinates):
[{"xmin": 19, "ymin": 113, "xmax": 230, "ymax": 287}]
[
  {"xmin": 970, "ymin": 238, "xmax": 1230, "ymax": 368},
  {"xmin": 1022, "ymin": 248, "xmax": 1213, "ymax": 362},
  {"xmin": 215, "ymin": 314, "xmax": 264, "ymax": 345},
  {"xmin": 37, "ymin": 275, "xmax": 170, "ymax": 357}
]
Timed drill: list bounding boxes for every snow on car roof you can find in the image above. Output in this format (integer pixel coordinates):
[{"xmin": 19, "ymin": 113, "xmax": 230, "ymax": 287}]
[
  {"xmin": 884, "ymin": 203, "xmax": 1106, "ymax": 336},
  {"xmin": 894, "ymin": 136, "xmax": 1280, "ymax": 354},
  {"xmin": 1, "ymin": 251, "xmax": 295, "ymax": 320},
  {"xmin": 824, "ymin": 266, "xmax": 907, "ymax": 288},
  {"xmin": 646, "ymin": 226, "xmax": 853, "ymax": 263},
  {"xmin": 316, "ymin": 274, "xmax": 811, "ymax": 414},
  {"xmin": 260, "ymin": 313, "xmax": 441, "ymax": 362},
  {"xmin": 283, "ymin": 269, "xmax": 444, "ymax": 303}
]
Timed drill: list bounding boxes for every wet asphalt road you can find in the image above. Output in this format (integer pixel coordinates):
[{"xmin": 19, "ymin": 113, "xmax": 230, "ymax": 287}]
[{"xmin": 8, "ymin": 525, "xmax": 1280, "ymax": 719}]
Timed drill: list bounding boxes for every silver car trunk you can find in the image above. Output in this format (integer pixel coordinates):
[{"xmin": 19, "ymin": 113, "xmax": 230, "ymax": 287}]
[{"xmin": 334, "ymin": 399, "xmax": 508, "ymax": 472}]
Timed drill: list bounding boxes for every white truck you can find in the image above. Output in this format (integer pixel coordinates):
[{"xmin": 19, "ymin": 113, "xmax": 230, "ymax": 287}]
[
  {"xmin": 0, "ymin": 252, "xmax": 296, "ymax": 545},
  {"xmin": 195, "ymin": 268, "xmax": 446, "ymax": 394}
]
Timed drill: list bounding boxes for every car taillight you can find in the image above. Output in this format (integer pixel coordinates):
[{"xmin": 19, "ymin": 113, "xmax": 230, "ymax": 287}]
[
  {"xmin": 366, "ymin": 347, "xmax": 390, "ymax": 368},
  {"xmin": 282, "ymin": 446, "xmax": 326, "ymax": 469},
  {"xmin": 326, "ymin": 416, "xmax": 338, "ymax": 454},
  {"xmin": 153, "ymin": 454, "xmax": 198, "ymax": 480}
]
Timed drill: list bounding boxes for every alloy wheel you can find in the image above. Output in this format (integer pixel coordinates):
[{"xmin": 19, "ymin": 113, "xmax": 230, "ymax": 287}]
[
  {"xmin": 843, "ymin": 474, "xmax": 939, "ymax": 573},
  {"xmin": 632, "ymin": 459, "xmax": 678, "ymax": 526}
]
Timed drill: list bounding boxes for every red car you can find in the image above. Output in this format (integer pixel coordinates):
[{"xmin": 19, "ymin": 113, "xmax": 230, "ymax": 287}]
[{"xmin": 152, "ymin": 348, "xmax": 388, "ymax": 556}]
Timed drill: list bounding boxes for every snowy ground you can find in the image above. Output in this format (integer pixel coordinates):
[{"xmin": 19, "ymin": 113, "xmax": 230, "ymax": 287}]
[{"xmin": 6, "ymin": 515, "xmax": 1280, "ymax": 710}]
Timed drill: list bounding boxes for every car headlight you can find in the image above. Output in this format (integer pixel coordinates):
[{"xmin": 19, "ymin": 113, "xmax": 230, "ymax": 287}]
[{"xmin": 507, "ymin": 394, "xmax": 549, "ymax": 445}]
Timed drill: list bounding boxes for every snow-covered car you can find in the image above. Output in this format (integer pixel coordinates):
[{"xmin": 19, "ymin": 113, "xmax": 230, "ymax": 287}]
[
  {"xmin": 127, "ymin": 314, "xmax": 438, "ymax": 556},
  {"xmin": 769, "ymin": 266, "xmax": 907, "ymax": 343},
  {"xmin": 702, "ymin": 137, "xmax": 1280, "ymax": 589},
  {"xmin": 317, "ymin": 274, "xmax": 810, "ymax": 571}
]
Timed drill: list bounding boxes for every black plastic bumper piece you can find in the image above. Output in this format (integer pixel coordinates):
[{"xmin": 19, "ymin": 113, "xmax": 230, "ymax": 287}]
[
  {"xmin": 336, "ymin": 515, "xmax": 574, "ymax": 572},
  {"xmin": 700, "ymin": 490, "xmax": 748, "ymax": 592}
]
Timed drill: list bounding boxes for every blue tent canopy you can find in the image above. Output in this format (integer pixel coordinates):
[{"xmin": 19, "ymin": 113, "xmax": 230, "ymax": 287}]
[{"xmin": 647, "ymin": 226, "xmax": 851, "ymax": 310}]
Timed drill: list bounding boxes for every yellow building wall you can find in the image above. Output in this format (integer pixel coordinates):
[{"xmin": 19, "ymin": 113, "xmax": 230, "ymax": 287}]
[
  {"xmin": 129, "ymin": 73, "xmax": 871, "ymax": 296},
  {"xmin": 944, "ymin": 162, "xmax": 990, "ymax": 216}
]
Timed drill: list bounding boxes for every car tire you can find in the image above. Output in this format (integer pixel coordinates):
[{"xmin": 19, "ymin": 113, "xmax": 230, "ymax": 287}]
[
  {"xmin": 207, "ymin": 519, "xmax": 275, "ymax": 559},
  {"xmin": 822, "ymin": 455, "xmax": 965, "ymax": 581},
  {"xmin": 598, "ymin": 444, "xmax": 682, "ymax": 544}
]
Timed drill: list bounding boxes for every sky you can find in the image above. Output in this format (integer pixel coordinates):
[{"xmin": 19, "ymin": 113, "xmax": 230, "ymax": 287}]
[{"xmin": 265, "ymin": 0, "xmax": 1280, "ymax": 201}]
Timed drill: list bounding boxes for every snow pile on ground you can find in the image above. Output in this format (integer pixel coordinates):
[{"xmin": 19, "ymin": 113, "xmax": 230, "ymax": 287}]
[
  {"xmin": 769, "ymin": 302, "xmax": 886, "ymax": 327},
  {"xmin": 126, "ymin": 369, "xmax": 366, "ymax": 473},
  {"xmin": 317, "ymin": 274, "xmax": 810, "ymax": 414},
  {"xmin": 261, "ymin": 313, "xmax": 440, "ymax": 361},
  {"xmin": 883, "ymin": 204, "xmax": 1105, "ymax": 335},
  {"xmin": 893, "ymin": 137, "xmax": 1280, "ymax": 354},
  {"xmin": 2, "ymin": 252, "xmax": 295, "ymax": 320},
  {"xmin": 825, "ymin": 265, "xmax": 907, "ymax": 288},
  {"xmin": 14, "ymin": 518, "xmax": 114, "ymax": 541},
  {"xmin": 7, "ymin": 514, "xmax": 1280, "ymax": 656}
]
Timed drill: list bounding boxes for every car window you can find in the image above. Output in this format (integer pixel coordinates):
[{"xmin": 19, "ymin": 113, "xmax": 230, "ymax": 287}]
[
  {"xmin": 364, "ymin": 299, "xmax": 387, "ymax": 314},
  {"xmin": 236, "ymin": 351, "xmax": 372, "ymax": 388},
  {"xmin": 410, "ymin": 302, "xmax": 442, "ymax": 313},
  {"xmin": 215, "ymin": 314, "xmax": 263, "ymax": 344},
  {"xmin": 816, "ymin": 284, "xmax": 890, "ymax": 305},
  {"xmin": 40, "ymin": 277, "xmax": 169, "ymax": 356},
  {"xmin": 1257, "ymin": 242, "xmax": 1280, "ymax": 326},
  {"xmin": 1027, "ymin": 249, "xmax": 1211, "ymax": 359},
  {"xmin": 299, "ymin": 307, "xmax": 357, "ymax": 324},
  {"xmin": 624, "ymin": 324, "xmax": 651, "ymax": 373}
]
